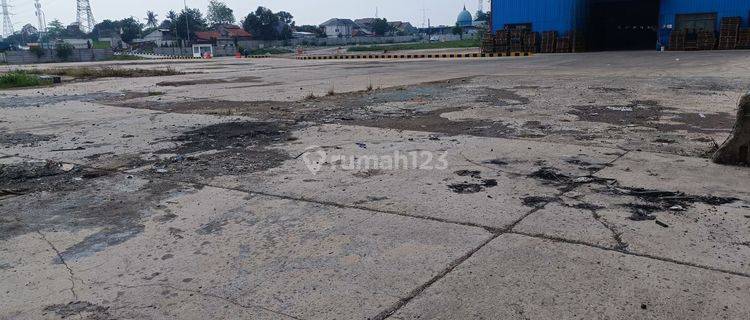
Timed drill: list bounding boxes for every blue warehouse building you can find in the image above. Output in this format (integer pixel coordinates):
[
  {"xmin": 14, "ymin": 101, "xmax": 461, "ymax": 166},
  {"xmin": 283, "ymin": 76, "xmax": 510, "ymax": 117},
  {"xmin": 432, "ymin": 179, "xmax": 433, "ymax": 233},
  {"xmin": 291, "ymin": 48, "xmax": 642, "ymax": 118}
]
[{"xmin": 491, "ymin": 0, "xmax": 750, "ymax": 51}]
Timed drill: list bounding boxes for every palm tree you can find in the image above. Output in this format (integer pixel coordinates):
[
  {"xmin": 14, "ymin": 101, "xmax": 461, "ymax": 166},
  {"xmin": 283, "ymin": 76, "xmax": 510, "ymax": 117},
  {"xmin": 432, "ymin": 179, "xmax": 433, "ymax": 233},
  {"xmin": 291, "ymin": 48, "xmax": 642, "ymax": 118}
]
[
  {"xmin": 145, "ymin": 11, "xmax": 159, "ymax": 28},
  {"xmin": 167, "ymin": 10, "xmax": 178, "ymax": 23}
]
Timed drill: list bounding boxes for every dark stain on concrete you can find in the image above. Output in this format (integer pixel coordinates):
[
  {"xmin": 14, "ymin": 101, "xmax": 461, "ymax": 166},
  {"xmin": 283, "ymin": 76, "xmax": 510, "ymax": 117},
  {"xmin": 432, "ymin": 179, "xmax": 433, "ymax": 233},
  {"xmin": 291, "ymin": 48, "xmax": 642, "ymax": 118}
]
[
  {"xmin": 157, "ymin": 76, "xmax": 263, "ymax": 87},
  {"xmin": 0, "ymin": 131, "xmax": 55, "ymax": 147},
  {"xmin": 44, "ymin": 301, "xmax": 112, "ymax": 319}
]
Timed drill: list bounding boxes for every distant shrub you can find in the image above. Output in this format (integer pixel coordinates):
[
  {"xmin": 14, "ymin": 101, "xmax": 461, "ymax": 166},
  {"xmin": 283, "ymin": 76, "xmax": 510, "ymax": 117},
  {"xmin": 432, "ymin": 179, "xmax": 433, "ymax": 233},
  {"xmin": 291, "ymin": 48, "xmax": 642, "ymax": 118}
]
[
  {"xmin": 55, "ymin": 43, "xmax": 75, "ymax": 61},
  {"xmin": 29, "ymin": 46, "xmax": 45, "ymax": 59},
  {"xmin": 0, "ymin": 71, "xmax": 49, "ymax": 89}
]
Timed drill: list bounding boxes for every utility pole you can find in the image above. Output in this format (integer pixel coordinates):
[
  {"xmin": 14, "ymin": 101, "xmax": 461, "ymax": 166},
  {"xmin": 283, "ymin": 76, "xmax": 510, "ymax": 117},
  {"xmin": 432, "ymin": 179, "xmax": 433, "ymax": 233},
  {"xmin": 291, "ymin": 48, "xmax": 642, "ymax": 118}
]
[
  {"xmin": 76, "ymin": 0, "xmax": 96, "ymax": 33},
  {"xmin": 1, "ymin": 0, "xmax": 13, "ymax": 39},
  {"xmin": 34, "ymin": 0, "xmax": 46, "ymax": 35},
  {"xmin": 184, "ymin": 0, "xmax": 190, "ymax": 46}
]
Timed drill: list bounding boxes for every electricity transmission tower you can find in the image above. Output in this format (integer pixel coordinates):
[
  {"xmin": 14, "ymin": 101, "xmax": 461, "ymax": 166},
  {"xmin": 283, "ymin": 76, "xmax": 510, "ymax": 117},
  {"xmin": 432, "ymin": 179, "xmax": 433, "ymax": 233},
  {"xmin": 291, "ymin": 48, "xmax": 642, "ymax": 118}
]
[
  {"xmin": 35, "ymin": 0, "xmax": 46, "ymax": 34},
  {"xmin": 1, "ymin": 0, "xmax": 13, "ymax": 39},
  {"xmin": 76, "ymin": 0, "xmax": 95, "ymax": 33}
]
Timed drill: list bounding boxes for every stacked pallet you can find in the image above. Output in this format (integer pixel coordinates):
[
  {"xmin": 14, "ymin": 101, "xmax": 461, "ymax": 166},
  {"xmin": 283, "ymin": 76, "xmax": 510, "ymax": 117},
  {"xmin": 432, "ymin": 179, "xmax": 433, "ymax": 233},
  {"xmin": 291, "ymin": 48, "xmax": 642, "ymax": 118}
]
[
  {"xmin": 556, "ymin": 35, "xmax": 571, "ymax": 53},
  {"xmin": 523, "ymin": 32, "xmax": 538, "ymax": 53},
  {"xmin": 669, "ymin": 30, "xmax": 686, "ymax": 51},
  {"xmin": 571, "ymin": 31, "xmax": 585, "ymax": 53},
  {"xmin": 738, "ymin": 29, "xmax": 750, "ymax": 49},
  {"xmin": 696, "ymin": 31, "xmax": 716, "ymax": 50},
  {"xmin": 540, "ymin": 31, "xmax": 557, "ymax": 53},
  {"xmin": 718, "ymin": 17, "xmax": 742, "ymax": 50},
  {"xmin": 494, "ymin": 29, "xmax": 511, "ymax": 53},
  {"xmin": 509, "ymin": 29, "xmax": 526, "ymax": 52},
  {"xmin": 481, "ymin": 31, "xmax": 495, "ymax": 53}
]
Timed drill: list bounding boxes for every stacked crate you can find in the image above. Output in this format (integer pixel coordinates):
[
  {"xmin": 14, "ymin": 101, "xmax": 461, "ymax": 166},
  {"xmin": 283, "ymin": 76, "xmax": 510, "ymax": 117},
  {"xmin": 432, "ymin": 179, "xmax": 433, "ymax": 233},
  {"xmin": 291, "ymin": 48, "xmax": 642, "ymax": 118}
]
[
  {"xmin": 718, "ymin": 17, "xmax": 742, "ymax": 49},
  {"xmin": 669, "ymin": 30, "xmax": 686, "ymax": 51},
  {"xmin": 737, "ymin": 28, "xmax": 750, "ymax": 49},
  {"xmin": 571, "ymin": 31, "xmax": 585, "ymax": 53},
  {"xmin": 494, "ymin": 29, "xmax": 511, "ymax": 53},
  {"xmin": 481, "ymin": 31, "xmax": 495, "ymax": 53},
  {"xmin": 523, "ymin": 32, "xmax": 539, "ymax": 53},
  {"xmin": 696, "ymin": 31, "xmax": 717, "ymax": 50},
  {"xmin": 540, "ymin": 31, "xmax": 557, "ymax": 53},
  {"xmin": 509, "ymin": 29, "xmax": 526, "ymax": 52},
  {"xmin": 556, "ymin": 35, "xmax": 571, "ymax": 53}
]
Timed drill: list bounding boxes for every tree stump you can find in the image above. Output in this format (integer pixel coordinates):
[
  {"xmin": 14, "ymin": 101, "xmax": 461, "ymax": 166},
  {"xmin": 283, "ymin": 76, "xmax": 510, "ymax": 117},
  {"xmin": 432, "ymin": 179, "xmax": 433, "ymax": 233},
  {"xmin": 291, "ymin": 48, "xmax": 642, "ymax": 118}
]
[{"xmin": 713, "ymin": 92, "xmax": 750, "ymax": 165}]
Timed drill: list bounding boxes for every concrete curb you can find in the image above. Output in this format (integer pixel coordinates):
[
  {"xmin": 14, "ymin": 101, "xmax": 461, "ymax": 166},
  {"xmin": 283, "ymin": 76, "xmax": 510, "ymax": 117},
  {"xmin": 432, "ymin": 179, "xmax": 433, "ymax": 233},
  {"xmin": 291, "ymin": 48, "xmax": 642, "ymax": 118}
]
[{"xmin": 295, "ymin": 52, "xmax": 533, "ymax": 60}]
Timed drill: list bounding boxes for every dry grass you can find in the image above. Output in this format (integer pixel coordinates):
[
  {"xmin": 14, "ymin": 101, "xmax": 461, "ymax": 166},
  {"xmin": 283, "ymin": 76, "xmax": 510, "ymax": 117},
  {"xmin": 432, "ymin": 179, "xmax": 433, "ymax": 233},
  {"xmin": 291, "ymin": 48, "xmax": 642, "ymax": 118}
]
[{"xmin": 27, "ymin": 67, "xmax": 183, "ymax": 79}]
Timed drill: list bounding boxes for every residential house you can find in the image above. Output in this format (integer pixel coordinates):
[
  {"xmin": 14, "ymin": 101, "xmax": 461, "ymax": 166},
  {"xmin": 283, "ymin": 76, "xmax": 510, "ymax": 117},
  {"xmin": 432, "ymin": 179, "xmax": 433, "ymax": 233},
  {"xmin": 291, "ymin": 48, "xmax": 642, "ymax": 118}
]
[
  {"xmin": 353, "ymin": 18, "xmax": 377, "ymax": 34},
  {"xmin": 320, "ymin": 18, "xmax": 361, "ymax": 38},
  {"xmin": 194, "ymin": 24, "xmax": 252, "ymax": 55},
  {"xmin": 388, "ymin": 21, "xmax": 418, "ymax": 35},
  {"xmin": 135, "ymin": 28, "xmax": 176, "ymax": 46}
]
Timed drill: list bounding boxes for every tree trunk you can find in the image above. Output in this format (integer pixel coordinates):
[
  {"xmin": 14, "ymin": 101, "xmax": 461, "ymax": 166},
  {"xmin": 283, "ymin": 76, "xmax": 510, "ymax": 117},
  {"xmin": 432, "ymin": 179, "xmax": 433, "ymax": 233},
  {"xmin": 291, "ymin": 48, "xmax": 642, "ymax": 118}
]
[{"xmin": 713, "ymin": 92, "xmax": 750, "ymax": 165}]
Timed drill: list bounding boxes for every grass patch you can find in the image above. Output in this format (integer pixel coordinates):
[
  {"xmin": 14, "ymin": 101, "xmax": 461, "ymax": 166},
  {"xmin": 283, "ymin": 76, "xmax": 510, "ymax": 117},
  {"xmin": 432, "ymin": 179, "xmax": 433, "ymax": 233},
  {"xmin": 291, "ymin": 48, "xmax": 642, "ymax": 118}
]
[
  {"xmin": 109, "ymin": 55, "xmax": 145, "ymax": 61},
  {"xmin": 27, "ymin": 67, "xmax": 183, "ymax": 79},
  {"xmin": 347, "ymin": 39, "xmax": 480, "ymax": 52},
  {"xmin": 92, "ymin": 41, "xmax": 111, "ymax": 49},
  {"xmin": 0, "ymin": 71, "xmax": 51, "ymax": 89}
]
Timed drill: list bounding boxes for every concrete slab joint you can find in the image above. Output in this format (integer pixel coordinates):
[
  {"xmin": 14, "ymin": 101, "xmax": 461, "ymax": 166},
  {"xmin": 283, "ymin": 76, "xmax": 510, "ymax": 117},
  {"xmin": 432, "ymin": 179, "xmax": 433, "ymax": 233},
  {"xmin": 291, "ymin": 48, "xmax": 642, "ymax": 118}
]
[{"xmin": 713, "ymin": 92, "xmax": 750, "ymax": 165}]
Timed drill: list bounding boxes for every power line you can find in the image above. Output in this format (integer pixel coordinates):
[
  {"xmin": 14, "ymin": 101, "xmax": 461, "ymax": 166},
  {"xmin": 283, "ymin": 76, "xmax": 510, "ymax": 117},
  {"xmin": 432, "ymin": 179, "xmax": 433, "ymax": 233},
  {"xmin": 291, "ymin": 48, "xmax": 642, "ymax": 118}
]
[
  {"xmin": 35, "ymin": 0, "xmax": 46, "ymax": 33},
  {"xmin": 2, "ymin": 0, "xmax": 14, "ymax": 38},
  {"xmin": 76, "ymin": 0, "xmax": 95, "ymax": 32}
]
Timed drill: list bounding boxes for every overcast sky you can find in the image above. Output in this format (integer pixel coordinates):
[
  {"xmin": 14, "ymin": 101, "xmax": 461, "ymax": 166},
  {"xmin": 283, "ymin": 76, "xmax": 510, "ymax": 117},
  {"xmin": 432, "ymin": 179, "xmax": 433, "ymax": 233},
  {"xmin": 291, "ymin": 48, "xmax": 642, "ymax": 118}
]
[{"xmin": 9, "ymin": 0, "xmax": 488, "ymax": 30}]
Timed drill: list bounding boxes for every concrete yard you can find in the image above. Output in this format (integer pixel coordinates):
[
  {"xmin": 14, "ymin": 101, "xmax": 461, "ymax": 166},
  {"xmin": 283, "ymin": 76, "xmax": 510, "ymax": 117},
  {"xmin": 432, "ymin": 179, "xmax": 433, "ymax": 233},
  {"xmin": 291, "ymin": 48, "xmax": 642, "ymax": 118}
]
[{"xmin": 1, "ymin": 51, "xmax": 749, "ymax": 319}]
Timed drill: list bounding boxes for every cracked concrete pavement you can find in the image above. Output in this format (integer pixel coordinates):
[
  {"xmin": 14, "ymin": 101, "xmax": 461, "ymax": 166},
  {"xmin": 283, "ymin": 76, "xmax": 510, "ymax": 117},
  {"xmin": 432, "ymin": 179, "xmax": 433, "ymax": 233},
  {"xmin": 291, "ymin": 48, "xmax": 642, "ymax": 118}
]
[{"xmin": 1, "ymin": 51, "xmax": 750, "ymax": 319}]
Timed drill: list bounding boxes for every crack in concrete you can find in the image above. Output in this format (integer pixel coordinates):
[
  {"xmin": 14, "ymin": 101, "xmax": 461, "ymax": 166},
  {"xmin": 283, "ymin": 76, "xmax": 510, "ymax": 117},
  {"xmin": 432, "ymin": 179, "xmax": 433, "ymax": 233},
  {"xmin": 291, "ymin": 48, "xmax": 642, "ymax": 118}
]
[
  {"xmin": 111, "ymin": 283, "xmax": 303, "ymax": 320},
  {"xmin": 36, "ymin": 231, "xmax": 79, "ymax": 300},
  {"xmin": 510, "ymin": 231, "xmax": 750, "ymax": 278},
  {"xmin": 589, "ymin": 208, "xmax": 630, "ymax": 252},
  {"xmin": 12, "ymin": 141, "xmax": 750, "ymax": 320},
  {"xmin": 372, "ymin": 232, "xmax": 500, "ymax": 320},
  {"xmin": 373, "ymin": 194, "xmax": 562, "ymax": 320}
]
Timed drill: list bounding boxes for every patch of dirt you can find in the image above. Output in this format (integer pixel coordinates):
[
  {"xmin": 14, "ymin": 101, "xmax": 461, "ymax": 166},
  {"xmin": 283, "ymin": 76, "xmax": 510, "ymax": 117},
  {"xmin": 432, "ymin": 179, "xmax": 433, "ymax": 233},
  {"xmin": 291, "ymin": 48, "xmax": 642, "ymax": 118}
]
[
  {"xmin": 571, "ymin": 100, "xmax": 735, "ymax": 134},
  {"xmin": 655, "ymin": 112, "xmax": 735, "ymax": 133},
  {"xmin": 353, "ymin": 107, "xmax": 517, "ymax": 138},
  {"xmin": 0, "ymin": 174, "xmax": 182, "ymax": 260},
  {"xmin": 612, "ymin": 186, "xmax": 738, "ymax": 220},
  {"xmin": 521, "ymin": 196, "xmax": 559, "ymax": 208},
  {"xmin": 147, "ymin": 121, "xmax": 294, "ymax": 180},
  {"xmin": 156, "ymin": 76, "xmax": 263, "ymax": 87},
  {"xmin": 44, "ymin": 301, "xmax": 113, "ymax": 320},
  {"xmin": 475, "ymin": 87, "xmax": 530, "ymax": 105},
  {"xmin": 589, "ymin": 86, "xmax": 628, "ymax": 93},
  {"xmin": 0, "ymin": 131, "xmax": 55, "ymax": 147},
  {"xmin": 0, "ymin": 160, "xmax": 106, "ymax": 195},
  {"xmin": 448, "ymin": 170, "xmax": 498, "ymax": 194},
  {"xmin": 569, "ymin": 100, "xmax": 664, "ymax": 127}
]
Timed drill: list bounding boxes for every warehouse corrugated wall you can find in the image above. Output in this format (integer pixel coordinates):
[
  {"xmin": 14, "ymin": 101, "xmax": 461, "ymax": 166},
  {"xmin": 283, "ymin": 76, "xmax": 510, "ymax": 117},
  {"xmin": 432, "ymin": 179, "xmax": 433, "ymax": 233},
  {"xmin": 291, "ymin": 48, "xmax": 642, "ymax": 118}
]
[
  {"xmin": 491, "ymin": 0, "xmax": 587, "ymax": 33},
  {"xmin": 659, "ymin": 0, "xmax": 750, "ymax": 46},
  {"xmin": 491, "ymin": 0, "xmax": 750, "ymax": 51}
]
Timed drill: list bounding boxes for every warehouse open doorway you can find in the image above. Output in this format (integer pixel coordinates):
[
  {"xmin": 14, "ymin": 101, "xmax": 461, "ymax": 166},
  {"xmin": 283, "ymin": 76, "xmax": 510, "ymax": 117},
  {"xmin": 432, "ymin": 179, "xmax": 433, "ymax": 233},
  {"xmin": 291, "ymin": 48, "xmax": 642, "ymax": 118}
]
[{"xmin": 587, "ymin": 0, "xmax": 660, "ymax": 51}]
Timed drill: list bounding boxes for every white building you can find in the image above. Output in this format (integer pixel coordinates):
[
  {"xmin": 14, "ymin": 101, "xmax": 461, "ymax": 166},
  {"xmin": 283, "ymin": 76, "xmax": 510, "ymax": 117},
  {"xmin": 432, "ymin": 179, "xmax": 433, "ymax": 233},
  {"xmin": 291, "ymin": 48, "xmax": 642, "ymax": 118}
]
[
  {"xmin": 134, "ymin": 28, "xmax": 176, "ymax": 46},
  {"xmin": 320, "ymin": 18, "xmax": 359, "ymax": 38}
]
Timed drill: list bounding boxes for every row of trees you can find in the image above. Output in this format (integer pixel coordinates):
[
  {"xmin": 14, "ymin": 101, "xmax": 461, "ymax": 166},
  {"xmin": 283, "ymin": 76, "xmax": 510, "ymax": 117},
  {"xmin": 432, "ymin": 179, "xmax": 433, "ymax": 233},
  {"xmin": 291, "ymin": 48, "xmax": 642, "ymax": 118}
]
[{"xmin": 2, "ymin": 1, "xmax": 319, "ymax": 47}]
